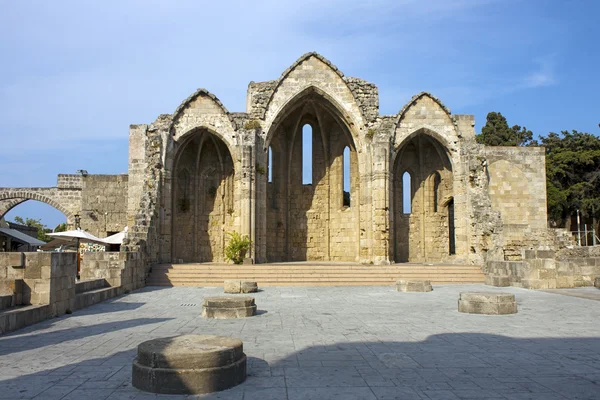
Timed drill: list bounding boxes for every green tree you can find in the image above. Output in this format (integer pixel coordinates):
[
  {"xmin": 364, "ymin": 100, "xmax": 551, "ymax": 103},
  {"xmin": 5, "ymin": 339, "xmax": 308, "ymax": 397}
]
[
  {"xmin": 541, "ymin": 130, "xmax": 600, "ymax": 227},
  {"xmin": 476, "ymin": 112, "xmax": 536, "ymax": 146},
  {"xmin": 54, "ymin": 222, "xmax": 68, "ymax": 233},
  {"xmin": 11, "ymin": 216, "xmax": 52, "ymax": 242}
]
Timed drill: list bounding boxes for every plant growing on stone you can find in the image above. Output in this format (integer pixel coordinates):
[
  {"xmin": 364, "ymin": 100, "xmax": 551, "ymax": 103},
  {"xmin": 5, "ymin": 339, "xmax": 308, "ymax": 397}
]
[
  {"xmin": 366, "ymin": 128, "xmax": 376, "ymax": 140},
  {"xmin": 244, "ymin": 120, "xmax": 262, "ymax": 130},
  {"xmin": 224, "ymin": 231, "xmax": 252, "ymax": 264}
]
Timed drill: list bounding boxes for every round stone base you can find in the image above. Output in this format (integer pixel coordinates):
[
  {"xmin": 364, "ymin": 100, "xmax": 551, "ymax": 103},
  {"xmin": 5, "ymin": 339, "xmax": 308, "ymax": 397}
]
[
  {"xmin": 458, "ymin": 292, "xmax": 517, "ymax": 315},
  {"xmin": 396, "ymin": 280, "xmax": 433, "ymax": 292},
  {"xmin": 202, "ymin": 296, "xmax": 257, "ymax": 319},
  {"xmin": 132, "ymin": 335, "xmax": 246, "ymax": 395}
]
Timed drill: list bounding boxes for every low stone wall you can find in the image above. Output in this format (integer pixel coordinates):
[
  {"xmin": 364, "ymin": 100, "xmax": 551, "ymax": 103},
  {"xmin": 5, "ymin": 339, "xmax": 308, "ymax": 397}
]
[
  {"xmin": 0, "ymin": 252, "xmax": 77, "ymax": 333},
  {"xmin": 81, "ymin": 251, "xmax": 146, "ymax": 292},
  {"xmin": 76, "ymin": 278, "xmax": 107, "ymax": 294},
  {"xmin": 485, "ymin": 247, "xmax": 600, "ymax": 289}
]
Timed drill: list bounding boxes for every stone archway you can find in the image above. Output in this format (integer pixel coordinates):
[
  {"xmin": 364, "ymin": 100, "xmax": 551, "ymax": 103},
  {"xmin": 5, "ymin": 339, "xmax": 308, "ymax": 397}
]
[
  {"xmin": 0, "ymin": 190, "xmax": 77, "ymax": 224},
  {"xmin": 392, "ymin": 133, "xmax": 453, "ymax": 262},
  {"xmin": 171, "ymin": 129, "xmax": 235, "ymax": 263},
  {"xmin": 264, "ymin": 91, "xmax": 360, "ymax": 262}
]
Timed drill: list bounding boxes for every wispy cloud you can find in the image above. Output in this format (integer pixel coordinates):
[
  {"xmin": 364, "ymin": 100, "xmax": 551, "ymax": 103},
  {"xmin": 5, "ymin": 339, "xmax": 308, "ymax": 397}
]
[{"xmin": 521, "ymin": 56, "xmax": 558, "ymax": 88}]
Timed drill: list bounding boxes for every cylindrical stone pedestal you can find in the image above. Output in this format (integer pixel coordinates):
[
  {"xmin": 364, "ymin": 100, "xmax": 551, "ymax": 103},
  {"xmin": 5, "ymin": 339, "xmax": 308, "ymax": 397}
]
[
  {"xmin": 396, "ymin": 280, "xmax": 433, "ymax": 292},
  {"xmin": 458, "ymin": 292, "xmax": 517, "ymax": 315},
  {"xmin": 132, "ymin": 335, "xmax": 246, "ymax": 394},
  {"xmin": 202, "ymin": 296, "xmax": 256, "ymax": 319}
]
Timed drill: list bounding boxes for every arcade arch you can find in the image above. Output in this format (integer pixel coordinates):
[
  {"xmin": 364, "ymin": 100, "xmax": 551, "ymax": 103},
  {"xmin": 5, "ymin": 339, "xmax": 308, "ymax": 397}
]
[{"xmin": 392, "ymin": 132, "xmax": 454, "ymax": 262}]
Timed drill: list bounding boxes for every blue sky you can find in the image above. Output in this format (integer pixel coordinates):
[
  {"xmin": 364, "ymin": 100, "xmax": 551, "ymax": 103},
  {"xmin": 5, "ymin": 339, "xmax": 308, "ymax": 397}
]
[{"xmin": 1, "ymin": 0, "xmax": 599, "ymax": 229}]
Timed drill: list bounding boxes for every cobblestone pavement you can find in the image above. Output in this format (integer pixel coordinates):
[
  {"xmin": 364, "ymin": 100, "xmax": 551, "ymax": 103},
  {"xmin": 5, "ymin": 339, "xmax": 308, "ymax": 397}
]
[{"xmin": 1, "ymin": 285, "xmax": 599, "ymax": 400}]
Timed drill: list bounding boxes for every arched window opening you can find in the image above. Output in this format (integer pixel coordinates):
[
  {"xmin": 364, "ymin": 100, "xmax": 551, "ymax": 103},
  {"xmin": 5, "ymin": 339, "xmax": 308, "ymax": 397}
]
[
  {"xmin": 448, "ymin": 198, "xmax": 456, "ymax": 255},
  {"xmin": 433, "ymin": 172, "xmax": 441, "ymax": 213},
  {"xmin": 302, "ymin": 124, "xmax": 312, "ymax": 184},
  {"xmin": 268, "ymin": 146, "xmax": 273, "ymax": 183},
  {"xmin": 343, "ymin": 146, "xmax": 350, "ymax": 207},
  {"xmin": 402, "ymin": 171, "xmax": 412, "ymax": 214}
]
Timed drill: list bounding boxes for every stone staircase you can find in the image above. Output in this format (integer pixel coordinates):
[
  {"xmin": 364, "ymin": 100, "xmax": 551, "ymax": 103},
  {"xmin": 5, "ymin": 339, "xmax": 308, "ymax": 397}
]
[{"xmin": 146, "ymin": 263, "xmax": 485, "ymax": 287}]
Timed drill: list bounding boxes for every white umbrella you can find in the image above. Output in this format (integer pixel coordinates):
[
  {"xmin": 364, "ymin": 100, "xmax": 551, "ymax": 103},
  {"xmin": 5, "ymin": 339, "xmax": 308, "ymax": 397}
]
[
  {"xmin": 48, "ymin": 229, "xmax": 105, "ymax": 243},
  {"xmin": 48, "ymin": 229, "xmax": 105, "ymax": 277},
  {"xmin": 102, "ymin": 227, "xmax": 128, "ymax": 245}
]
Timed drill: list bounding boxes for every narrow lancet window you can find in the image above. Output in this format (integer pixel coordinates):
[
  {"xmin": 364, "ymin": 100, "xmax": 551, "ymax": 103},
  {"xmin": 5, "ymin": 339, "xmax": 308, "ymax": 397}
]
[
  {"xmin": 268, "ymin": 147, "xmax": 273, "ymax": 183},
  {"xmin": 402, "ymin": 171, "xmax": 411, "ymax": 214},
  {"xmin": 302, "ymin": 124, "xmax": 312, "ymax": 184},
  {"xmin": 343, "ymin": 146, "xmax": 350, "ymax": 207},
  {"xmin": 433, "ymin": 172, "xmax": 441, "ymax": 212}
]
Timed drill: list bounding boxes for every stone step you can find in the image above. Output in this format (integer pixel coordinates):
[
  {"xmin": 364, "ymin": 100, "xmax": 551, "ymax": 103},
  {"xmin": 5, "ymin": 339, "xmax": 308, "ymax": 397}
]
[
  {"xmin": 146, "ymin": 280, "xmax": 486, "ymax": 287},
  {"xmin": 146, "ymin": 263, "xmax": 484, "ymax": 287},
  {"xmin": 149, "ymin": 272, "xmax": 484, "ymax": 280}
]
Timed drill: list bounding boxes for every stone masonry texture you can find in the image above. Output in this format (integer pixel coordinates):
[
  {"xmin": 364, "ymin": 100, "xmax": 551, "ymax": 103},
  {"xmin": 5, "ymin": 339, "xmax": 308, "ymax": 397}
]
[{"xmin": 0, "ymin": 52, "xmax": 568, "ymax": 278}]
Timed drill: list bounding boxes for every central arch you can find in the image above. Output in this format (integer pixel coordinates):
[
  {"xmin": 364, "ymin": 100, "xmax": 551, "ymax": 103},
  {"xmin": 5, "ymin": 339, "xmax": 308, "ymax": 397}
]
[
  {"xmin": 392, "ymin": 132, "xmax": 454, "ymax": 263},
  {"xmin": 264, "ymin": 90, "xmax": 360, "ymax": 262},
  {"xmin": 171, "ymin": 129, "xmax": 235, "ymax": 263}
]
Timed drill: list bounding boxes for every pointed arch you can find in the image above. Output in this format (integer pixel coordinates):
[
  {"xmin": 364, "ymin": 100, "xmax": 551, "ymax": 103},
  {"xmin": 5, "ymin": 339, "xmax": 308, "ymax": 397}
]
[
  {"xmin": 169, "ymin": 88, "xmax": 235, "ymax": 134},
  {"xmin": 395, "ymin": 92, "xmax": 452, "ymax": 126},
  {"xmin": 264, "ymin": 85, "xmax": 361, "ymax": 150}
]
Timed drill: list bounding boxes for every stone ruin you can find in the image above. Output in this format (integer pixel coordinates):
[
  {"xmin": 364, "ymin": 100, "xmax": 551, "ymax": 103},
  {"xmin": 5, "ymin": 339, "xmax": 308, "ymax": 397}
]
[{"xmin": 1, "ymin": 52, "xmax": 597, "ymax": 310}]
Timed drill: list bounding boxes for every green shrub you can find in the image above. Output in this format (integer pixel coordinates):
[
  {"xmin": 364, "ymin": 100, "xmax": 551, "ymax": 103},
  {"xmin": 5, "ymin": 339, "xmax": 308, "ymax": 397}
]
[{"xmin": 224, "ymin": 231, "xmax": 252, "ymax": 264}]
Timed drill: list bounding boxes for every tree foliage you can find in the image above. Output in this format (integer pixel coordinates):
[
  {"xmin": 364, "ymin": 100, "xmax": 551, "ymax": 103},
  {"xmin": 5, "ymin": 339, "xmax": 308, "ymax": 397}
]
[
  {"xmin": 479, "ymin": 111, "xmax": 600, "ymax": 228},
  {"xmin": 12, "ymin": 216, "xmax": 52, "ymax": 242},
  {"xmin": 54, "ymin": 222, "xmax": 68, "ymax": 233},
  {"xmin": 541, "ymin": 130, "xmax": 600, "ymax": 226},
  {"xmin": 476, "ymin": 112, "xmax": 536, "ymax": 147}
]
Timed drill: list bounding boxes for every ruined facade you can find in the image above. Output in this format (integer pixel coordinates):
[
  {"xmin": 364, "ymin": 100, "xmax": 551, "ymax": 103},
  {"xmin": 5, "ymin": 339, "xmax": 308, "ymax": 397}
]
[{"xmin": 0, "ymin": 53, "xmax": 551, "ymax": 266}]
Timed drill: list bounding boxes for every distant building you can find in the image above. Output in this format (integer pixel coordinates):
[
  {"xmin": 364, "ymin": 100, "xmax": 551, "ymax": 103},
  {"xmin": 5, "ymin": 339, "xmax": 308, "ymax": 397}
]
[{"xmin": 0, "ymin": 218, "xmax": 45, "ymax": 252}]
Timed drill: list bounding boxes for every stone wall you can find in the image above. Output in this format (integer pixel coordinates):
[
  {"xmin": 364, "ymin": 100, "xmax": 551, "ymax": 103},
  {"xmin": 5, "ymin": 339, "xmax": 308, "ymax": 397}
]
[
  {"xmin": 80, "ymin": 175, "xmax": 129, "ymax": 237},
  {"xmin": 81, "ymin": 251, "xmax": 145, "ymax": 292},
  {"xmin": 0, "ymin": 252, "xmax": 77, "ymax": 333},
  {"xmin": 485, "ymin": 246, "xmax": 600, "ymax": 289},
  {"xmin": 486, "ymin": 147, "xmax": 548, "ymax": 260}
]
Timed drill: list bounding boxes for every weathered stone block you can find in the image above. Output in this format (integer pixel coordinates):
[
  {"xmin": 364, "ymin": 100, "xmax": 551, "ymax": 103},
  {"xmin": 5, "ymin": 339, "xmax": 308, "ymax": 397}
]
[
  {"xmin": 202, "ymin": 296, "xmax": 256, "ymax": 319},
  {"xmin": 396, "ymin": 280, "xmax": 432, "ymax": 292},
  {"xmin": 458, "ymin": 292, "xmax": 517, "ymax": 315},
  {"xmin": 132, "ymin": 335, "xmax": 246, "ymax": 394},
  {"xmin": 224, "ymin": 280, "xmax": 241, "ymax": 294},
  {"xmin": 485, "ymin": 275, "xmax": 510, "ymax": 287},
  {"xmin": 595, "ymin": 277, "xmax": 600, "ymax": 288},
  {"xmin": 240, "ymin": 281, "xmax": 258, "ymax": 293}
]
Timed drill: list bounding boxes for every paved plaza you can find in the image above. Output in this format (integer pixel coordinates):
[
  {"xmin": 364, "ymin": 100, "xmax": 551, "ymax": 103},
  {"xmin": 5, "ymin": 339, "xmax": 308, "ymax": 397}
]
[{"xmin": 0, "ymin": 284, "xmax": 599, "ymax": 400}]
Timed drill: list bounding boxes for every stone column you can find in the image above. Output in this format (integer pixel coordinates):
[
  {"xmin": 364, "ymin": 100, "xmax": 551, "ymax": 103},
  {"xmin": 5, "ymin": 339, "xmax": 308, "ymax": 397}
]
[
  {"xmin": 238, "ymin": 129, "xmax": 256, "ymax": 262},
  {"xmin": 127, "ymin": 125, "xmax": 148, "ymax": 227},
  {"xmin": 371, "ymin": 135, "xmax": 391, "ymax": 264}
]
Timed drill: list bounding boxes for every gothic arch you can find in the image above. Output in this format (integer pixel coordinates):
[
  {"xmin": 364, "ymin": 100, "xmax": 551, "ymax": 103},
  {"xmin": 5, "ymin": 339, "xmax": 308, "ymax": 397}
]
[
  {"xmin": 393, "ymin": 92, "xmax": 459, "ymax": 152},
  {"xmin": 391, "ymin": 132, "xmax": 454, "ymax": 263}
]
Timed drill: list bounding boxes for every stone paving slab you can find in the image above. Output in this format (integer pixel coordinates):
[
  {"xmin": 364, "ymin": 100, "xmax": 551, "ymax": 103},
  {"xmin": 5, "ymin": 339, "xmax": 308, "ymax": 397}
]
[
  {"xmin": 0, "ymin": 285, "xmax": 599, "ymax": 399},
  {"xmin": 542, "ymin": 288, "xmax": 600, "ymax": 302}
]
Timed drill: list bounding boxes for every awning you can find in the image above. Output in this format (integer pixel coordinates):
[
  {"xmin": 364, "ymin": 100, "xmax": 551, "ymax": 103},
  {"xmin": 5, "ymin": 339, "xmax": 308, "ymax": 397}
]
[
  {"xmin": 102, "ymin": 227, "xmax": 128, "ymax": 245},
  {"xmin": 0, "ymin": 228, "xmax": 46, "ymax": 246}
]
